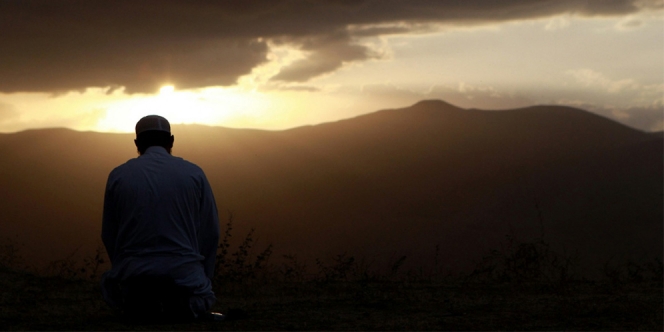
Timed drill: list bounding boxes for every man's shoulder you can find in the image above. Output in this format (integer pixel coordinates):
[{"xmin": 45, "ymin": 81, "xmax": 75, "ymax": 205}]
[
  {"xmin": 171, "ymin": 156, "xmax": 206, "ymax": 174},
  {"xmin": 106, "ymin": 157, "xmax": 137, "ymax": 180},
  {"xmin": 114, "ymin": 153, "xmax": 147, "ymax": 167},
  {"xmin": 109, "ymin": 157, "xmax": 136, "ymax": 172},
  {"xmin": 107, "ymin": 152, "xmax": 207, "ymax": 178}
]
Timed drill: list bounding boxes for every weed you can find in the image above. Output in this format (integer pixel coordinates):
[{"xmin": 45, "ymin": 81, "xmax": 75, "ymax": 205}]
[
  {"xmin": 315, "ymin": 253, "xmax": 356, "ymax": 282},
  {"xmin": 0, "ymin": 224, "xmax": 661, "ymax": 330},
  {"xmin": 213, "ymin": 213, "xmax": 273, "ymax": 288},
  {"xmin": 602, "ymin": 257, "xmax": 663, "ymax": 286},
  {"xmin": 40, "ymin": 244, "xmax": 109, "ymax": 281},
  {"xmin": 0, "ymin": 237, "xmax": 26, "ymax": 270},
  {"xmin": 313, "ymin": 253, "xmax": 379, "ymax": 283},
  {"xmin": 81, "ymin": 245, "xmax": 107, "ymax": 280},
  {"xmin": 645, "ymin": 258, "xmax": 663, "ymax": 285},
  {"xmin": 466, "ymin": 234, "xmax": 579, "ymax": 286},
  {"xmin": 43, "ymin": 246, "xmax": 84, "ymax": 279},
  {"xmin": 389, "ymin": 255, "xmax": 407, "ymax": 277},
  {"xmin": 280, "ymin": 254, "xmax": 308, "ymax": 282}
]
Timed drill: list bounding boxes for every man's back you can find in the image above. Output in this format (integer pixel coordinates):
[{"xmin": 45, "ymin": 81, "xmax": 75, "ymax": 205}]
[
  {"xmin": 101, "ymin": 116, "xmax": 220, "ymax": 321},
  {"xmin": 103, "ymin": 146, "xmax": 218, "ymax": 275}
]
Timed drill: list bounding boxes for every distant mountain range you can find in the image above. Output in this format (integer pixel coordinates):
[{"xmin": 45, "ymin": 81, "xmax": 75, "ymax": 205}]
[{"xmin": 0, "ymin": 100, "xmax": 661, "ymax": 274}]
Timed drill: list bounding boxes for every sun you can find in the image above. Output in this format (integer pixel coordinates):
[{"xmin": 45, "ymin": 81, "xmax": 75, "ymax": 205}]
[
  {"xmin": 96, "ymin": 85, "xmax": 269, "ymax": 132},
  {"xmin": 159, "ymin": 85, "xmax": 175, "ymax": 95}
]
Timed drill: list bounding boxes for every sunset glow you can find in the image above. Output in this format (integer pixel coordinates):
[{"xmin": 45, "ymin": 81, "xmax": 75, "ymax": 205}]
[
  {"xmin": 159, "ymin": 85, "xmax": 175, "ymax": 95},
  {"xmin": 95, "ymin": 86, "xmax": 270, "ymax": 133},
  {"xmin": 0, "ymin": 4, "xmax": 661, "ymax": 328},
  {"xmin": 0, "ymin": 2, "xmax": 661, "ymax": 133}
]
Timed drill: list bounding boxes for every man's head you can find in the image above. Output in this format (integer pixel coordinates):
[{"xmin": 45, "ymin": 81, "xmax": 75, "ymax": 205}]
[{"xmin": 134, "ymin": 115, "xmax": 174, "ymax": 155}]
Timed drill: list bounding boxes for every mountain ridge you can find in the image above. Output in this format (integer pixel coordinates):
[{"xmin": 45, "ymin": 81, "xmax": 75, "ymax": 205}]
[
  {"xmin": 2, "ymin": 99, "xmax": 653, "ymax": 136},
  {"xmin": 0, "ymin": 100, "xmax": 660, "ymax": 274}
]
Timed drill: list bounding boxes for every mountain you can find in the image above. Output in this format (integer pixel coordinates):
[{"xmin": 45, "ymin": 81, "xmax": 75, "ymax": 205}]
[{"xmin": 0, "ymin": 100, "xmax": 661, "ymax": 274}]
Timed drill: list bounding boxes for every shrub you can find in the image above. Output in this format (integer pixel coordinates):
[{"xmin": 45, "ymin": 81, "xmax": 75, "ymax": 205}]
[
  {"xmin": 466, "ymin": 234, "xmax": 579, "ymax": 285},
  {"xmin": 0, "ymin": 237, "xmax": 26, "ymax": 270},
  {"xmin": 213, "ymin": 213, "xmax": 273, "ymax": 288}
]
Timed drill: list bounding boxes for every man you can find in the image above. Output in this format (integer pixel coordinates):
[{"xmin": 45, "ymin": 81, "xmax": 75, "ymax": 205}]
[{"xmin": 101, "ymin": 115, "xmax": 222, "ymax": 322}]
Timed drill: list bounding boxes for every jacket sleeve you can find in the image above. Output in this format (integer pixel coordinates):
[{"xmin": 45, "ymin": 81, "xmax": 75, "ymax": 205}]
[
  {"xmin": 101, "ymin": 172, "xmax": 119, "ymax": 264},
  {"xmin": 198, "ymin": 173, "xmax": 220, "ymax": 280}
]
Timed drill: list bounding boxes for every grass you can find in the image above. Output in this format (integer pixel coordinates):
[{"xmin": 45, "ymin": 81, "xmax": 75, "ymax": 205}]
[
  {"xmin": 0, "ymin": 266, "xmax": 661, "ymax": 330},
  {"xmin": 0, "ymin": 219, "xmax": 661, "ymax": 330}
]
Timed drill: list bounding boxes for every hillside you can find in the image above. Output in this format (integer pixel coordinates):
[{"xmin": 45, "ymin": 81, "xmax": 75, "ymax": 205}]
[{"xmin": 0, "ymin": 100, "xmax": 661, "ymax": 273}]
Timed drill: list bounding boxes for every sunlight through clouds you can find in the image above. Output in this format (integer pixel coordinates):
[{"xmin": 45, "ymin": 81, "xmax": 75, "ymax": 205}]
[
  {"xmin": 96, "ymin": 86, "xmax": 270, "ymax": 133},
  {"xmin": 0, "ymin": 4, "xmax": 661, "ymax": 133},
  {"xmin": 545, "ymin": 15, "xmax": 572, "ymax": 30}
]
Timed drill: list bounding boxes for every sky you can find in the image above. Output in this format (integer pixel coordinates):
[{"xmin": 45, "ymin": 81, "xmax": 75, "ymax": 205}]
[{"xmin": 0, "ymin": 0, "xmax": 662, "ymax": 133}]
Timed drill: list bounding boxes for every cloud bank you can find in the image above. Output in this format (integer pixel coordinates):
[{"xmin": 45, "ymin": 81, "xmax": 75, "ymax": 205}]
[{"xmin": 1, "ymin": 0, "xmax": 658, "ymax": 93}]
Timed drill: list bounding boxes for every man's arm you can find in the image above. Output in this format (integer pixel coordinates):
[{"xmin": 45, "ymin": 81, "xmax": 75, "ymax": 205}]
[
  {"xmin": 101, "ymin": 173, "xmax": 119, "ymax": 264},
  {"xmin": 198, "ymin": 174, "xmax": 220, "ymax": 280}
]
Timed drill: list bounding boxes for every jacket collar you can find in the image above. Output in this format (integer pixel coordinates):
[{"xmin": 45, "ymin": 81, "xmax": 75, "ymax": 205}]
[{"xmin": 142, "ymin": 146, "xmax": 170, "ymax": 156}]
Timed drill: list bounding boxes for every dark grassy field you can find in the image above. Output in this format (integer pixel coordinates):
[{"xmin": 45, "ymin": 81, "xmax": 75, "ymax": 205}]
[
  {"xmin": 1, "ymin": 264, "xmax": 661, "ymax": 331},
  {"xmin": 2, "ymin": 222, "xmax": 662, "ymax": 330}
]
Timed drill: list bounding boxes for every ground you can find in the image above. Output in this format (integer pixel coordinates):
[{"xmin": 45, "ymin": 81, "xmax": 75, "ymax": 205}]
[{"xmin": 0, "ymin": 267, "xmax": 661, "ymax": 331}]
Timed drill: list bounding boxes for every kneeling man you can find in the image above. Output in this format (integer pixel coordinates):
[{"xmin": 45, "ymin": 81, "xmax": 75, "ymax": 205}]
[{"xmin": 101, "ymin": 115, "xmax": 221, "ymax": 322}]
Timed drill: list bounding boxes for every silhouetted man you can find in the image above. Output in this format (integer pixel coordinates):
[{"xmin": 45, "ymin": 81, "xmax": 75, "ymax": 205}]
[{"xmin": 101, "ymin": 115, "xmax": 222, "ymax": 322}]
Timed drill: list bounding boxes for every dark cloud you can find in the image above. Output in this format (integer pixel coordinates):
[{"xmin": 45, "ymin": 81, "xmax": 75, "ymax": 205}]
[
  {"xmin": 0, "ymin": 0, "xmax": 652, "ymax": 93},
  {"xmin": 271, "ymin": 32, "xmax": 380, "ymax": 82}
]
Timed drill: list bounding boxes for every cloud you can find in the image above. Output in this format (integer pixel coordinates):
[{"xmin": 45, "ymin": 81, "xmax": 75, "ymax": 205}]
[
  {"xmin": 270, "ymin": 33, "xmax": 380, "ymax": 82},
  {"xmin": 0, "ymin": 0, "xmax": 653, "ymax": 93},
  {"xmin": 1, "ymin": 107, "xmax": 107, "ymax": 133},
  {"xmin": 439, "ymin": 84, "xmax": 535, "ymax": 110},
  {"xmin": 565, "ymin": 69, "xmax": 664, "ymax": 109},
  {"xmin": 357, "ymin": 82, "xmax": 534, "ymax": 110},
  {"xmin": 263, "ymin": 85, "xmax": 321, "ymax": 92},
  {"xmin": 0, "ymin": 102, "xmax": 19, "ymax": 123},
  {"xmin": 355, "ymin": 82, "xmax": 663, "ymax": 131},
  {"xmin": 556, "ymin": 100, "xmax": 664, "ymax": 132},
  {"xmin": 545, "ymin": 15, "xmax": 572, "ymax": 30},
  {"xmin": 615, "ymin": 17, "xmax": 645, "ymax": 29},
  {"xmin": 602, "ymin": 104, "xmax": 664, "ymax": 132},
  {"xmin": 567, "ymin": 69, "xmax": 640, "ymax": 93}
]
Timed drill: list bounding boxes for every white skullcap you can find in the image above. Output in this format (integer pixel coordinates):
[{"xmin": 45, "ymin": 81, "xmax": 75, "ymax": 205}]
[{"xmin": 135, "ymin": 115, "xmax": 171, "ymax": 135}]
